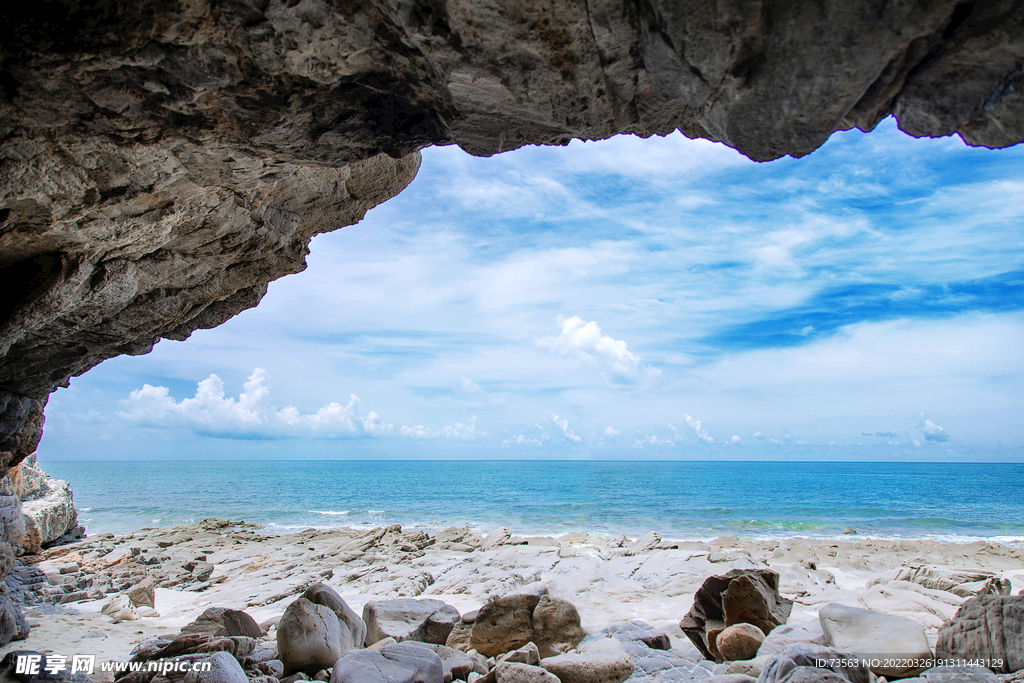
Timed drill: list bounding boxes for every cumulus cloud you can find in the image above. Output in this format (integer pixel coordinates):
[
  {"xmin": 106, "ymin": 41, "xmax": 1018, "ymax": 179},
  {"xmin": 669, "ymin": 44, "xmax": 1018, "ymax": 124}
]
[
  {"xmin": 121, "ymin": 368, "xmax": 393, "ymax": 439},
  {"xmin": 551, "ymin": 414, "xmax": 582, "ymax": 443},
  {"xmin": 537, "ymin": 316, "xmax": 660, "ymax": 381},
  {"xmin": 683, "ymin": 414, "xmax": 715, "ymax": 444},
  {"xmin": 917, "ymin": 413, "xmax": 950, "ymax": 442},
  {"xmin": 730, "ymin": 435, "xmax": 743, "ymax": 444},
  {"xmin": 604, "ymin": 426, "xmax": 621, "ymax": 436}
]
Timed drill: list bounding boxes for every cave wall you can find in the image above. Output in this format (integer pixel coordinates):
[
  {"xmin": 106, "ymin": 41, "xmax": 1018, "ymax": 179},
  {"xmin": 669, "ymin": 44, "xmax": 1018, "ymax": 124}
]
[{"xmin": 1, "ymin": 0, "xmax": 1023, "ymax": 468}]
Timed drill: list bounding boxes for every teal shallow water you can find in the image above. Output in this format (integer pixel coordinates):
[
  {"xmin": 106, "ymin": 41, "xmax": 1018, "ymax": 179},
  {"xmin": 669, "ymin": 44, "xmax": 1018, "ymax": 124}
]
[{"xmin": 41, "ymin": 460, "xmax": 1024, "ymax": 544}]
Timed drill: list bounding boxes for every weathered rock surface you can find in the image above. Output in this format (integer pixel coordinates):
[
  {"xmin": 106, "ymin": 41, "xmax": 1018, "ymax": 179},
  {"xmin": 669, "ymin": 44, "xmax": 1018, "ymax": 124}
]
[
  {"xmin": 330, "ymin": 641, "xmax": 444, "ymax": 683},
  {"xmin": 935, "ymin": 594, "xmax": 1024, "ymax": 673},
  {"xmin": 681, "ymin": 569, "xmax": 792, "ymax": 661},
  {"xmin": 13, "ymin": 454, "xmax": 77, "ymax": 551},
  {"xmin": 818, "ymin": 603, "xmax": 931, "ymax": 677},
  {"xmin": 869, "ymin": 565, "xmax": 1012, "ymax": 598},
  {"xmin": 363, "ymin": 598, "xmax": 460, "ymax": 647},
  {"xmin": 2, "ymin": 0, "xmax": 1024, "ymax": 461}
]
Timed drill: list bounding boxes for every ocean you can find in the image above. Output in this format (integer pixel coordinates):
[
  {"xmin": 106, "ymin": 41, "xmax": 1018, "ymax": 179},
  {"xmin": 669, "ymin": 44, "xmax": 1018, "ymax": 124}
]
[{"xmin": 41, "ymin": 460, "xmax": 1024, "ymax": 545}]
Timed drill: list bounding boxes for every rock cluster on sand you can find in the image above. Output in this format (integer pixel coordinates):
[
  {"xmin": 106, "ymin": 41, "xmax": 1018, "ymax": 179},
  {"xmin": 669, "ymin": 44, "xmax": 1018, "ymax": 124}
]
[{"xmin": 1, "ymin": 521, "xmax": 1022, "ymax": 683}]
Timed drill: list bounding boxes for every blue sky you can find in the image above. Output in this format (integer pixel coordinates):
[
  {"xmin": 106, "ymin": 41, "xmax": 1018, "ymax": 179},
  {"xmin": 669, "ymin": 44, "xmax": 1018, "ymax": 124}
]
[{"xmin": 39, "ymin": 118, "xmax": 1024, "ymax": 461}]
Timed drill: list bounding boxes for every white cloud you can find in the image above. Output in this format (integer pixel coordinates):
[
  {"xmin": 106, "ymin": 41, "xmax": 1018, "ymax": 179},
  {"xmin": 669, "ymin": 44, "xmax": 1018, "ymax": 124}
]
[
  {"xmin": 730, "ymin": 435, "xmax": 743, "ymax": 444},
  {"xmin": 604, "ymin": 426, "xmax": 621, "ymax": 436},
  {"xmin": 683, "ymin": 414, "xmax": 715, "ymax": 444},
  {"xmin": 551, "ymin": 414, "xmax": 582, "ymax": 443},
  {"xmin": 917, "ymin": 413, "xmax": 950, "ymax": 443},
  {"xmin": 121, "ymin": 368, "xmax": 393, "ymax": 439},
  {"xmin": 537, "ymin": 316, "xmax": 660, "ymax": 381}
]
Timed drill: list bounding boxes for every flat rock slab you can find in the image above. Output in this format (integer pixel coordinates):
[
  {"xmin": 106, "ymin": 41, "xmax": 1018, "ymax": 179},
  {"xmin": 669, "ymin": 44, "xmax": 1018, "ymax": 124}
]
[
  {"xmin": 330, "ymin": 642, "xmax": 444, "ymax": 683},
  {"xmin": 539, "ymin": 653, "xmax": 634, "ymax": 683},
  {"xmin": 819, "ymin": 603, "xmax": 931, "ymax": 677},
  {"xmin": 935, "ymin": 594, "xmax": 1024, "ymax": 673}
]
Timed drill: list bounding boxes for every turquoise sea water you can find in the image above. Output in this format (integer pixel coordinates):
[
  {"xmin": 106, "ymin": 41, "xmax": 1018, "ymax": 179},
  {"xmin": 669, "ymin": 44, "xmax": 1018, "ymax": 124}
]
[{"xmin": 41, "ymin": 460, "xmax": 1024, "ymax": 544}]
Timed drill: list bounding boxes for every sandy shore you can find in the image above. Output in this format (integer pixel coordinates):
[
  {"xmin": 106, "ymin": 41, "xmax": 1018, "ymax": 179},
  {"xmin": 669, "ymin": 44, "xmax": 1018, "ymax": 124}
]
[{"xmin": 2, "ymin": 520, "xmax": 1022, "ymax": 675}]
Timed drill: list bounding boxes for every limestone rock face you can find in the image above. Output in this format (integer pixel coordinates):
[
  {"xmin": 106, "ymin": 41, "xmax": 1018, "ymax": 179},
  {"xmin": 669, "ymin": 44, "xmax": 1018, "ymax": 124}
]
[
  {"xmin": 1, "ymin": 0, "xmax": 1024, "ymax": 459},
  {"xmin": 15, "ymin": 455, "xmax": 78, "ymax": 551},
  {"xmin": 935, "ymin": 594, "xmax": 1024, "ymax": 673}
]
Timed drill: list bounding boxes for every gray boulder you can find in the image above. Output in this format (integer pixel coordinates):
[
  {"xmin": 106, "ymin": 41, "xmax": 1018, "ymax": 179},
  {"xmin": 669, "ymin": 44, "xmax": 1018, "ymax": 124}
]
[
  {"xmin": 303, "ymin": 583, "xmax": 366, "ymax": 653},
  {"xmin": 935, "ymin": 594, "xmax": 1023, "ymax": 673},
  {"xmin": 127, "ymin": 579, "xmax": 156, "ymax": 609},
  {"xmin": 818, "ymin": 603, "xmax": 931, "ymax": 678},
  {"xmin": 757, "ymin": 643, "xmax": 869, "ymax": 683},
  {"xmin": 330, "ymin": 642, "xmax": 444, "ymax": 683},
  {"xmin": 421, "ymin": 644, "xmax": 487, "ymax": 681},
  {"xmin": 277, "ymin": 598, "xmax": 343, "ymax": 675},
  {"xmin": 182, "ymin": 651, "xmax": 248, "ymax": 683},
  {"xmin": 363, "ymin": 599, "xmax": 460, "ymax": 647},
  {"xmin": 539, "ymin": 653, "xmax": 635, "ymax": 683}
]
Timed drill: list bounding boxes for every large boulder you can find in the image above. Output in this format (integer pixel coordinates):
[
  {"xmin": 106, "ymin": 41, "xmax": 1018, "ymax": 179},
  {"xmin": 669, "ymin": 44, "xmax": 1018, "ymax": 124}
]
[
  {"xmin": 330, "ymin": 641, "xmax": 444, "ymax": 683},
  {"xmin": 182, "ymin": 608, "xmax": 263, "ymax": 639},
  {"xmin": 303, "ymin": 583, "xmax": 366, "ymax": 653},
  {"xmin": 470, "ymin": 594, "xmax": 539, "ymax": 658},
  {"xmin": 277, "ymin": 598, "xmax": 343, "ymax": 675},
  {"xmin": 758, "ymin": 643, "xmax": 870, "ymax": 683},
  {"xmin": 182, "ymin": 651, "xmax": 249, "ymax": 683},
  {"xmin": 363, "ymin": 599, "xmax": 460, "ymax": 647},
  {"xmin": 0, "ymin": 595, "xmax": 29, "ymax": 645},
  {"xmin": 469, "ymin": 593, "xmax": 585, "ymax": 659},
  {"xmin": 818, "ymin": 603, "xmax": 931, "ymax": 678},
  {"xmin": 529, "ymin": 595, "xmax": 586, "ymax": 658},
  {"xmin": 539, "ymin": 653, "xmax": 634, "ymax": 683},
  {"xmin": 681, "ymin": 569, "xmax": 793, "ymax": 661},
  {"xmin": 935, "ymin": 594, "xmax": 1024, "ymax": 673}
]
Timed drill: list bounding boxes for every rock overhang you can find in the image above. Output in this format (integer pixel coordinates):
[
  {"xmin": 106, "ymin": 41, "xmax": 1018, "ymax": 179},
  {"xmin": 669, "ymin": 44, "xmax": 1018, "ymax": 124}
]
[{"xmin": 0, "ymin": 0, "xmax": 1022, "ymax": 468}]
